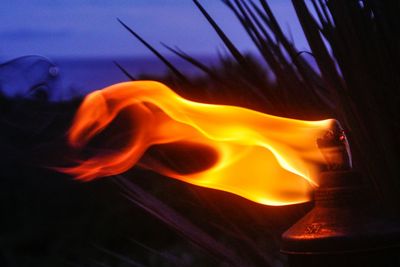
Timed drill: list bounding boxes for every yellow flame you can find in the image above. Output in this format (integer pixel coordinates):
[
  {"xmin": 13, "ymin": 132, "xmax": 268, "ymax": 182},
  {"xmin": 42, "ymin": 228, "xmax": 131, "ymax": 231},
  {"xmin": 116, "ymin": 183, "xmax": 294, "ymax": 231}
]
[{"xmin": 60, "ymin": 81, "xmax": 334, "ymax": 206}]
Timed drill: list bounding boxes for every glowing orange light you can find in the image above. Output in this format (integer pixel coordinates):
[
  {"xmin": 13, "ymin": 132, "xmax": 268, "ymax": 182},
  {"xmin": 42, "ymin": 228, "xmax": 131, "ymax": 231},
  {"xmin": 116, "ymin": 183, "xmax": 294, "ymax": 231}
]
[{"xmin": 59, "ymin": 81, "xmax": 334, "ymax": 206}]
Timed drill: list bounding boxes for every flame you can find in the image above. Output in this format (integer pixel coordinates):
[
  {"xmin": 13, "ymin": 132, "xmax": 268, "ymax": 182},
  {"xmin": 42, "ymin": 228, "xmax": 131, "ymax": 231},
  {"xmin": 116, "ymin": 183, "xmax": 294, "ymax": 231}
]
[{"xmin": 60, "ymin": 81, "xmax": 334, "ymax": 206}]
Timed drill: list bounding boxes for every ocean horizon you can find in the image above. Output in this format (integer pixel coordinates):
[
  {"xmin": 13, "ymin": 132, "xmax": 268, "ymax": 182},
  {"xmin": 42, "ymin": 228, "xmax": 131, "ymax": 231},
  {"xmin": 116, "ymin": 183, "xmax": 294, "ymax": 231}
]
[
  {"xmin": 52, "ymin": 55, "xmax": 219, "ymax": 95},
  {"xmin": 0, "ymin": 54, "xmax": 317, "ymax": 101}
]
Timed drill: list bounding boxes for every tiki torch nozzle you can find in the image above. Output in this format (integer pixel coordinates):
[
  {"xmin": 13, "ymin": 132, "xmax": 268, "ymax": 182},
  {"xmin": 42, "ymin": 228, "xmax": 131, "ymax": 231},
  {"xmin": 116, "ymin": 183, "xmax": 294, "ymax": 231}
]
[{"xmin": 317, "ymin": 120, "xmax": 352, "ymax": 171}]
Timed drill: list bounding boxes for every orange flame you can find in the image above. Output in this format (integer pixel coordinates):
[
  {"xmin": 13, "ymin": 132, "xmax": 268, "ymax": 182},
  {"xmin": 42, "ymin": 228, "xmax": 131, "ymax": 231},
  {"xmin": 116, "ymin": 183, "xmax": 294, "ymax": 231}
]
[{"xmin": 60, "ymin": 81, "xmax": 334, "ymax": 206}]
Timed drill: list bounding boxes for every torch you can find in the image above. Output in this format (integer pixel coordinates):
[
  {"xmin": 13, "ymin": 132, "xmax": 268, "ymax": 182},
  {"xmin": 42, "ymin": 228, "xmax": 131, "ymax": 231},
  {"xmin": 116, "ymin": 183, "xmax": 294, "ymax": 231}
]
[
  {"xmin": 281, "ymin": 122, "xmax": 400, "ymax": 266},
  {"xmin": 59, "ymin": 81, "xmax": 400, "ymax": 266}
]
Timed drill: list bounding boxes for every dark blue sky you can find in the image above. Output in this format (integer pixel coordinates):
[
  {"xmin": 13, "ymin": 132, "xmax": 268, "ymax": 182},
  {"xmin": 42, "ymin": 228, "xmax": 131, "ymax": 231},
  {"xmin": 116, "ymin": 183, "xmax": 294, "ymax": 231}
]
[{"xmin": 0, "ymin": 0, "xmax": 308, "ymax": 60}]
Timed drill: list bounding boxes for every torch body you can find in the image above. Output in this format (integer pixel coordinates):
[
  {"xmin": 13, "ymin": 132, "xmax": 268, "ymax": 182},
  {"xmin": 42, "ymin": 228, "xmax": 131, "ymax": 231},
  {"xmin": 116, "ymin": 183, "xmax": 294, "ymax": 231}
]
[{"xmin": 281, "ymin": 170, "xmax": 400, "ymax": 267}]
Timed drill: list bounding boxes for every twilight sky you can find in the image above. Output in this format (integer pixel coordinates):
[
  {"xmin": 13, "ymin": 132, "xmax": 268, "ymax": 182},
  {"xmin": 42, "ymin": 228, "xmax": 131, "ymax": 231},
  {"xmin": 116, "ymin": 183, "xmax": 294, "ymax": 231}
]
[{"xmin": 0, "ymin": 0, "xmax": 308, "ymax": 60}]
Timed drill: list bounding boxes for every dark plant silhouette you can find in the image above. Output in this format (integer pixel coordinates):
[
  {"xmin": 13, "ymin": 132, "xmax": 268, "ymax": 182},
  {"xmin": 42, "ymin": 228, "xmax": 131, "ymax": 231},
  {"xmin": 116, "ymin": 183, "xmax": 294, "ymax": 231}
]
[
  {"xmin": 120, "ymin": 0, "xmax": 400, "ymax": 212},
  {"xmin": 112, "ymin": 0, "xmax": 400, "ymax": 265}
]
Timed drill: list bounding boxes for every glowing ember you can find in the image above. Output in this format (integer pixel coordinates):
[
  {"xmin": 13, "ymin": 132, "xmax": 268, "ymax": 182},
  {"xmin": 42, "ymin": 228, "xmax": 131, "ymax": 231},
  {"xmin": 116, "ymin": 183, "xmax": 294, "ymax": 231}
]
[{"xmin": 59, "ymin": 81, "xmax": 336, "ymax": 206}]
